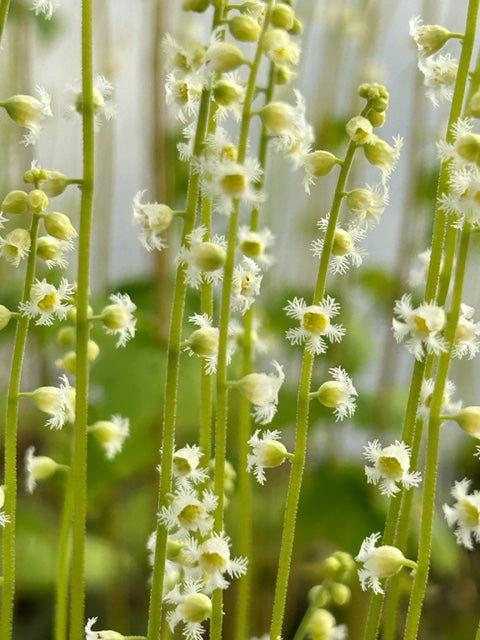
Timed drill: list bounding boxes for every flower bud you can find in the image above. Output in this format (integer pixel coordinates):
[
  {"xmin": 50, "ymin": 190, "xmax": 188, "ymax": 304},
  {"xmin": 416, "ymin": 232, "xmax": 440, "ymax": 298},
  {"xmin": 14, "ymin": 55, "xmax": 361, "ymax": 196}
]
[
  {"xmin": 0, "ymin": 305, "xmax": 13, "ymax": 330},
  {"xmin": 2, "ymin": 92, "xmax": 51, "ymax": 129},
  {"xmin": 332, "ymin": 229, "xmax": 354, "ymax": 256},
  {"xmin": 316, "ymin": 381, "xmax": 349, "ymax": 408},
  {"xmin": 456, "ymin": 133, "xmax": 480, "ymax": 164},
  {"xmin": 207, "ymin": 42, "xmax": 246, "ymax": 73},
  {"xmin": 307, "ymin": 609, "xmax": 337, "ymax": 639},
  {"xmin": 28, "ymin": 189, "xmax": 49, "ymax": 213},
  {"xmin": 256, "ymin": 438, "xmax": 288, "ymax": 468},
  {"xmin": 182, "ymin": 0, "xmax": 210, "ymax": 12},
  {"xmin": 270, "ymin": 4, "xmax": 295, "ymax": 31},
  {"xmin": 101, "ymin": 304, "xmax": 131, "ymax": 330},
  {"xmin": 36, "ymin": 236, "xmax": 64, "ymax": 262},
  {"xmin": 166, "ymin": 538, "xmax": 184, "ymax": 560},
  {"xmin": 213, "ymin": 79, "xmax": 244, "ymax": 106},
  {"xmin": 452, "ymin": 407, "xmax": 480, "ymax": 438},
  {"xmin": 67, "ymin": 305, "xmax": 93, "ymax": 323},
  {"xmin": 330, "ymin": 582, "xmax": 351, "ymax": 605},
  {"xmin": 346, "ymin": 116, "xmax": 374, "ymax": 145},
  {"xmin": 274, "ymin": 64, "xmax": 294, "ymax": 85},
  {"xmin": 184, "ymin": 326, "xmax": 219, "ymax": 356},
  {"xmin": 358, "ymin": 82, "xmax": 389, "ymax": 111},
  {"xmin": 308, "ymin": 585, "xmax": 330, "ymax": 607},
  {"xmin": 75, "ymin": 88, "xmax": 107, "ymax": 117},
  {"xmin": 289, "ymin": 17, "xmax": 303, "ymax": 36},
  {"xmin": 259, "ymin": 101, "xmax": 295, "ymax": 133},
  {"xmin": 193, "ymin": 242, "xmax": 227, "ymax": 271},
  {"xmin": 367, "ymin": 109, "xmax": 386, "ymax": 128},
  {"xmin": 28, "ymin": 453, "xmax": 58, "ymax": 482},
  {"xmin": 229, "ymin": 14, "xmax": 261, "ymax": 41},
  {"xmin": 304, "ymin": 150, "xmax": 340, "ymax": 177},
  {"xmin": 24, "ymin": 165, "xmax": 48, "ymax": 185},
  {"xmin": 364, "ymin": 544, "xmax": 409, "ymax": 579},
  {"xmin": 331, "ymin": 550, "xmax": 355, "ymax": 574},
  {"xmin": 416, "ymin": 24, "xmax": 454, "ymax": 57},
  {"xmin": 1, "ymin": 190, "xmax": 29, "ymax": 214},
  {"xmin": 38, "ymin": 170, "xmax": 71, "ymax": 197},
  {"xmin": 57, "ymin": 351, "xmax": 77, "ymax": 374},
  {"xmin": 43, "ymin": 212, "xmax": 78, "ymax": 241},
  {"xmin": 181, "ymin": 592, "xmax": 212, "ymax": 623}
]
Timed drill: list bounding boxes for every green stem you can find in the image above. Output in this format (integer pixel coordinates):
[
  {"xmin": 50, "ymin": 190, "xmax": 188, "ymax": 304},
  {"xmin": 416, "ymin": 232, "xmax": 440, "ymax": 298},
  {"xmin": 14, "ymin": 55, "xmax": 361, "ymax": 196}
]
[
  {"xmin": 0, "ymin": 0, "xmax": 10, "ymax": 45},
  {"xmin": 404, "ymin": 224, "xmax": 472, "ymax": 640},
  {"xmin": 270, "ymin": 136, "xmax": 358, "ymax": 640},
  {"xmin": 0, "ymin": 212, "xmax": 40, "ymax": 640},
  {"xmin": 69, "ymin": 0, "xmax": 95, "ymax": 637},
  {"xmin": 55, "ymin": 471, "xmax": 73, "ymax": 640}
]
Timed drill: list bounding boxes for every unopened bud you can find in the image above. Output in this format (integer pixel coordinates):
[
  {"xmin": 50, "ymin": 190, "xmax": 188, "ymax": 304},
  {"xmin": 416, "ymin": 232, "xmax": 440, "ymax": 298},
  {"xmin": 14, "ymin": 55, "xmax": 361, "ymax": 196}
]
[
  {"xmin": 308, "ymin": 585, "xmax": 330, "ymax": 608},
  {"xmin": 270, "ymin": 4, "xmax": 295, "ymax": 31},
  {"xmin": 229, "ymin": 14, "xmax": 261, "ymax": 41},
  {"xmin": 182, "ymin": 0, "xmax": 210, "ymax": 12},
  {"xmin": 330, "ymin": 582, "xmax": 351, "ymax": 605},
  {"xmin": 193, "ymin": 242, "xmax": 226, "ymax": 271},
  {"xmin": 181, "ymin": 593, "xmax": 212, "ymax": 623},
  {"xmin": 207, "ymin": 42, "xmax": 246, "ymax": 73},
  {"xmin": 213, "ymin": 79, "xmax": 244, "ymax": 106},
  {"xmin": 0, "ymin": 305, "xmax": 13, "ymax": 330},
  {"xmin": 304, "ymin": 150, "xmax": 340, "ymax": 176},
  {"xmin": 27, "ymin": 189, "xmax": 49, "ymax": 213},
  {"xmin": 1, "ymin": 190, "xmax": 29, "ymax": 214},
  {"xmin": 451, "ymin": 407, "xmax": 480, "ymax": 438},
  {"xmin": 184, "ymin": 326, "xmax": 219, "ymax": 356},
  {"xmin": 456, "ymin": 133, "xmax": 480, "ymax": 163},
  {"xmin": 43, "ymin": 212, "xmax": 78, "ymax": 241}
]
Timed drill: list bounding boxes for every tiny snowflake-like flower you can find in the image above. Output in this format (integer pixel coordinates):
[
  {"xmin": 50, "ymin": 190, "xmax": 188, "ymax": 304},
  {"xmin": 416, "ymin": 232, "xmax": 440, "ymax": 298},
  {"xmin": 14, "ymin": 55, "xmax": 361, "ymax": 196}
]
[
  {"xmin": 419, "ymin": 53, "xmax": 458, "ymax": 107},
  {"xmin": 132, "ymin": 190, "xmax": 174, "ymax": 252},
  {"xmin": 418, "ymin": 377, "xmax": 461, "ymax": 419},
  {"xmin": 182, "ymin": 313, "xmax": 234, "ymax": 375},
  {"xmin": 176, "ymin": 226, "xmax": 227, "ymax": 289},
  {"xmin": 0, "ymin": 228, "xmax": 31, "ymax": 267},
  {"xmin": 19, "ymin": 277, "xmax": 74, "ymax": 326},
  {"xmin": 453, "ymin": 303, "xmax": 480, "ymax": 359},
  {"xmin": 36, "ymin": 236, "xmax": 73, "ymax": 269},
  {"xmin": 172, "ymin": 444, "xmax": 208, "ymax": 487},
  {"xmin": 165, "ymin": 70, "xmax": 204, "ymax": 123},
  {"xmin": 270, "ymin": 90, "xmax": 315, "ymax": 170},
  {"xmin": 311, "ymin": 215, "xmax": 366, "ymax": 275},
  {"xmin": 355, "ymin": 532, "xmax": 416, "ymax": 594},
  {"xmin": 231, "ymin": 257, "xmax": 262, "ymax": 314},
  {"xmin": 284, "ymin": 296, "xmax": 345, "ymax": 356},
  {"xmin": 345, "ymin": 183, "xmax": 389, "ymax": 229},
  {"xmin": 88, "ymin": 415, "xmax": 130, "ymax": 460},
  {"xmin": 84, "ymin": 617, "xmax": 125, "ymax": 640},
  {"xmin": 164, "ymin": 579, "xmax": 212, "ymax": 640},
  {"xmin": 0, "ymin": 487, "xmax": 10, "ymax": 527},
  {"xmin": 237, "ymin": 225, "xmax": 275, "ymax": 268},
  {"xmin": 437, "ymin": 118, "xmax": 479, "ymax": 170},
  {"xmin": 247, "ymin": 429, "xmax": 291, "ymax": 484},
  {"xmin": 100, "ymin": 293, "xmax": 137, "ymax": 347},
  {"xmin": 24, "ymin": 446, "xmax": 60, "ymax": 494},
  {"xmin": 1, "ymin": 86, "xmax": 52, "ymax": 145},
  {"xmin": 238, "ymin": 360, "xmax": 285, "ymax": 425},
  {"xmin": 443, "ymin": 478, "xmax": 480, "ymax": 549},
  {"xmin": 158, "ymin": 485, "xmax": 217, "ymax": 536},
  {"xmin": 67, "ymin": 75, "xmax": 117, "ymax": 129},
  {"xmin": 440, "ymin": 165, "xmax": 480, "ymax": 225},
  {"xmin": 392, "ymin": 293, "xmax": 447, "ymax": 360},
  {"xmin": 313, "ymin": 366, "xmax": 358, "ymax": 421},
  {"xmin": 31, "ymin": 0, "xmax": 59, "ymax": 19},
  {"xmin": 28, "ymin": 374, "xmax": 76, "ymax": 429},
  {"xmin": 363, "ymin": 439, "xmax": 422, "ymax": 497}
]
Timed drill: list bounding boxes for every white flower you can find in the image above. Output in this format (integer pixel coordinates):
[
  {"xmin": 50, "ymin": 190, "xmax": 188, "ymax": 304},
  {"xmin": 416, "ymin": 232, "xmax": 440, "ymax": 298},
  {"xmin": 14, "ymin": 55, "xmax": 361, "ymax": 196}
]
[
  {"xmin": 165, "ymin": 70, "xmax": 203, "ymax": 122},
  {"xmin": 409, "ymin": 16, "xmax": 454, "ymax": 59},
  {"xmin": 362, "ymin": 134, "xmax": 403, "ymax": 184},
  {"xmin": 132, "ymin": 190, "xmax": 174, "ymax": 252},
  {"xmin": 158, "ymin": 485, "xmax": 217, "ymax": 535},
  {"xmin": 313, "ymin": 367, "xmax": 358, "ymax": 421},
  {"xmin": 0, "ymin": 228, "xmax": 31, "ymax": 266},
  {"xmin": 231, "ymin": 257, "xmax": 262, "ymax": 314},
  {"xmin": 0, "ymin": 487, "xmax": 10, "ymax": 527},
  {"xmin": 345, "ymin": 183, "xmax": 389, "ymax": 229},
  {"xmin": 176, "ymin": 226, "xmax": 227, "ymax": 289},
  {"xmin": 1, "ymin": 86, "xmax": 52, "ymax": 145},
  {"xmin": 238, "ymin": 360, "xmax": 285, "ymax": 425},
  {"xmin": 67, "ymin": 75, "xmax": 117, "ymax": 129},
  {"xmin": 440, "ymin": 165, "xmax": 480, "ymax": 225},
  {"xmin": 284, "ymin": 296, "xmax": 345, "ymax": 355},
  {"xmin": 164, "ymin": 579, "xmax": 212, "ymax": 640},
  {"xmin": 437, "ymin": 118, "xmax": 479, "ymax": 170},
  {"xmin": 262, "ymin": 27, "xmax": 300, "ymax": 66},
  {"xmin": 392, "ymin": 294, "xmax": 447, "ymax": 360},
  {"xmin": 418, "ymin": 377, "xmax": 461, "ymax": 419},
  {"xmin": 408, "ymin": 249, "xmax": 433, "ymax": 287},
  {"xmin": 0, "ymin": 211, "xmax": 6, "ymax": 228},
  {"xmin": 24, "ymin": 446, "xmax": 59, "ymax": 493},
  {"xmin": 100, "ymin": 293, "xmax": 137, "ymax": 347},
  {"xmin": 212, "ymin": 72, "xmax": 246, "ymax": 122},
  {"xmin": 19, "ymin": 277, "xmax": 74, "ymax": 326},
  {"xmin": 183, "ymin": 531, "xmax": 247, "ymax": 593},
  {"xmin": 311, "ymin": 215, "xmax": 366, "ymax": 275},
  {"xmin": 28, "ymin": 374, "xmax": 75, "ymax": 429},
  {"xmin": 172, "ymin": 444, "xmax": 208, "ymax": 486},
  {"xmin": 453, "ymin": 303, "xmax": 480, "ymax": 359},
  {"xmin": 36, "ymin": 236, "xmax": 73, "ymax": 269},
  {"xmin": 271, "ymin": 90, "xmax": 315, "ymax": 169},
  {"xmin": 247, "ymin": 429, "xmax": 290, "ymax": 484},
  {"xmin": 31, "ymin": 0, "xmax": 59, "ymax": 19},
  {"xmin": 84, "ymin": 617, "xmax": 124, "ymax": 639},
  {"xmin": 162, "ymin": 33, "xmax": 206, "ymax": 76},
  {"xmin": 443, "ymin": 478, "xmax": 480, "ymax": 549},
  {"xmin": 363, "ymin": 440, "xmax": 422, "ymax": 497},
  {"xmin": 88, "ymin": 415, "xmax": 130, "ymax": 460},
  {"xmin": 355, "ymin": 532, "xmax": 416, "ymax": 594},
  {"xmin": 182, "ymin": 313, "xmax": 234, "ymax": 375},
  {"xmin": 237, "ymin": 225, "xmax": 275, "ymax": 268},
  {"xmin": 419, "ymin": 53, "xmax": 458, "ymax": 107}
]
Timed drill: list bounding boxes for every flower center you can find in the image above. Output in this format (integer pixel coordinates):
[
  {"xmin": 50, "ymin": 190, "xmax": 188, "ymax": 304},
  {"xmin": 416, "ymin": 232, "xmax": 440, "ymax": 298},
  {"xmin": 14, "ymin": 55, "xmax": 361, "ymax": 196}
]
[
  {"xmin": 200, "ymin": 551, "xmax": 226, "ymax": 572},
  {"xmin": 378, "ymin": 455, "xmax": 403, "ymax": 479},
  {"xmin": 178, "ymin": 503, "xmax": 202, "ymax": 527},
  {"xmin": 455, "ymin": 320, "xmax": 475, "ymax": 343},
  {"xmin": 221, "ymin": 172, "xmax": 247, "ymax": 196},
  {"xmin": 332, "ymin": 229, "xmax": 354, "ymax": 256},
  {"xmin": 173, "ymin": 456, "xmax": 192, "ymax": 474},
  {"xmin": 38, "ymin": 292, "xmax": 58, "ymax": 311},
  {"xmin": 303, "ymin": 311, "xmax": 329, "ymax": 334},
  {"xmin": 413, "ymin": 314, "xmax": 430, "ymax": 335},
  {"xmin": 240, "ymin": 239, "xmax": 262, "ymax": 257},
  {"xmin": 458, "ymin": 498, "xmax": 480, "ymax": 528}
]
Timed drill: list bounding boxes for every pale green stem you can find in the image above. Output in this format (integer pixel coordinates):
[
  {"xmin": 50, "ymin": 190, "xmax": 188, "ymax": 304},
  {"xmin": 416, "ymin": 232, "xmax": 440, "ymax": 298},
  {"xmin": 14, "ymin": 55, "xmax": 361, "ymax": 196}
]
[
  {"xmin": 0, "ymin": 212, "xmax": 40, "ymax": 640},
  {"xmin": 69, "ymin": 0, "xmax": 95, "ymax": 637},
  {"xmin": 270, "ymin": 137, "xmax": 358, "ymax": 640},
  {"xmin": 0, "ymin": 0, "xmax": 10, "ymax": 44},
  {"xmin": 55, "ymin": 470, "xmax": 73, "ymax": 640},
  {"xmin": 145, "ymin": 81, "xmax": 213, "ymax": 640},
  {"xmin": 404, "ymin": 223, "xmax": 472, "ymax": 640}
]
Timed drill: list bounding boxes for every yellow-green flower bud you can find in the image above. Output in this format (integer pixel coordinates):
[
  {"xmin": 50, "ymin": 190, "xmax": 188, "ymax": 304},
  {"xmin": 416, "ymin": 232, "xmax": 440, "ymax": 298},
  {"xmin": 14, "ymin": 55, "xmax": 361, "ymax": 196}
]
[
  {"xmin": 1, "ymin": 190, "xmax": 29, "ymax": 214},
  {"xmin": 101, "ymin": 305, "xmax": 130, "ymax": 330},
  {"xmin": 367, "ymin": 109, "xmax": 386, "ymax": 128},
  {"xmin": 36, "ymin": 236, "xmax": 63, "ymax": 262},
  {"xmin": 366, "ymin": 545, "xmax": 410, "ymax": 579},
  {"xmin": 28, "ymin": 189, "xmax": 49, "ymax": 213},
  {"xmin": 363, "ymin": 136, "xmax": 398, "ymax": 172},
  {"xmin": 207, "ymin": 42, "xmax": 247, "ymax": 72},
  {"xmin": 66, "ymin": 304, "xmax": 93, "ymax": 323},
  {"xmin": 229, "ymin": 14, "xmax": 261, "ymax": 41},
  {"xmin": 213, "ymin": 79, "xmax": 244, "ymax": 106},
  {"xmin": 259, "ymin": 101, "xmax": 294, "ymax": 133},
  {"xmin": 319, "ymin": 556, "xmax": 342, "ymax": 577},
  {"xmin": 181, "ymin": 593, "xmax": 212, "ymax": 623},
  {"xmin": 270, "ymin": 4, "xmax": 295, "ymax": 31},
  {"xmin": 193, "ymin": 242, "xmax": 227, "ymax": 271},
  {"xmin": 43, "ymin": 211, "xmax": 78, "ymax": 241},
  {"xmin": 29, "ymin": 454, "xmax": 58, "ymax": 481},
  {"xmin": 39, "ymin": 170, "xmax": 71, "ymax": 197},
  {"xmin": 185, "ymin": 326, "xmax": 219, "ymax": 356},
  {"xmin": 57, "ymin": 351, "xmax": 77, "ymax": 374},
  {"xmin": 24, "ymin": 165, "xmax": 48, "ymax": 185},
  {"xmin": 316, "ymin": 381, "xmax": 350, "ymax": 408},
  {"xmin": 307, "ymin": 609, "xmax": 337, "ymax": 640},
  {"xmin": 2, "ymin": 92, "xmax": 51, "ymax": 129},
  {"xmin": 451, "ymin": 407, "xmax": 480, "ymax": 438},
  {"xmin": 75, "ymin": 88, "xmax": 106, "ymax": 117},
  {"xmin": 166, "ymin": 538, "xmax": 183, "ymax": 560},
  {"xmin": 308, "ymin": 585, "xmax": 330, "ymax": 608},
  {"xmin": 358, "ymin": 82, "xmax": 389, "ymax": 112},
  {"xmin": 182, "ymin": 0, "xmax": 210, "ymax": 12},
  {"xmin": 289, "ymin": 17, "xmax": 303, "ymax": 36},
  {"xmin": 87, "ymin": 340, "xmax": 100, "ymax": 362},
  {"xmin": 456, "ymin": 133, "xmax": 480, "ymax": 163},
  {"xmin": 304, "ymin": 150, "xmax": 340, "ymax": 177},
  {"xmin": 332, "ymin": 550, "xmax": 355, "ymax": 574},
  {"xmin": 0, "ymin": 305, "xmax": 13, "ymax": 330},
  {"xmin": 332, "ymin": 229, "xmax": 354, "ymax": 256},
  {"xmin": 257, "ymin": 439, "xmax": 288, "ymax": 468},
  {"xmin": 330, "ymin": 582, "xmax": 351, "ymax": 605},
  {"xmin": 274, "ymin": 64, "xmax": 294, "ymax": 85}
]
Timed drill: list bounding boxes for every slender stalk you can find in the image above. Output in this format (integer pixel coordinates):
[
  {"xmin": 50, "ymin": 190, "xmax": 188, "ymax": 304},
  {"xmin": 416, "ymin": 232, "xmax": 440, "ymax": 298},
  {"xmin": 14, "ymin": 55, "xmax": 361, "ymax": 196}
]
[
  {"xmin": 55, "ymin": 471, "xmax": 73, "ymax": 640},
  {"xmin": 0, "ymin": 0, "xmax": 10, "ymax": 44},
  {"xmin": 270, "ymin": 138, "xmax": 357, "ymax": 640},
  {"xmin": 69, "ymin": 0, "xmax": 95, "ymax": 637},
  {"xmin": 0, "ymin": 212, "xmax": 40, "ymax": 640}
]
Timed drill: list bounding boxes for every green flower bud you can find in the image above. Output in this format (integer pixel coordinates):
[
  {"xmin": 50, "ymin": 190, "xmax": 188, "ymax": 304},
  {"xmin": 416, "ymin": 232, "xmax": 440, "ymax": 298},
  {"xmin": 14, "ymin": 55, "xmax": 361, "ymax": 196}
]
[
  {"xmin": 367, "ymin": 109, "xmax": 386, "ymax": 127},
  {"xmin": 27, "ymin": 189, "xmax": 49, "ymax": 213},
  {"xmin": 358, "ymin": 82, "xmax": 389, "ymax": 111},
  {"xmin": 307, "ymin": 609, "xmax": 337, "ymax": 639},
  {"xmin": 0, "ymin": 305, "xmax": 13, "ymax": 330},
  {"xmin": 289, "ymin": 17, "xmax": 303, "ymax": 36},
  {"xmin": 43, "ymin": 212, "xmax": 78, "ymax": 241},
  {"xmin": 207, "ymin": 42, "xmax": 247, "ymax": 73},
  {"xmin": 456, "ymin": 133, "xmax": 480, "ymax": 163},
  {"xmin": 182, "ymin": 0, "xmax": 210, "ymax": 12},
  {"xmin": 270, "ymin": 4, "xmax": 295, "ymax": 31},
  {"xmin": 308, "ymin": 585, "xmax": 331, "ymax": 608},
  {"xmin": 274, "ymin": 64, "xmax": 294, "ymax": 85},
  {"xmin": 330, "ymin": 582, "xmax": 351, "ymax": 605},
  {"xmin": 181, "ymin": 592, "xmax": 212, "ymax": 623},
  {"xmin": 213, "ymin": 79, "xmax": 244, "ymax": 106},
  {"xmin": 36, "ymin": 236, "xmax": 64, "ymax": 262},
  {"xmin": 1, "ymin": 190, "xmax": 29, "ymax": 214},
  {"xmin": 416, "ymin": 24, "xmax": 455, "ymax": 56},
  {"xmin": 24, "ymin": 166, "xmax": 48, "ymax": 185},
  {"xmin": 39, "ymin": 170, "xmax": 71, "ymax": 197},
  {"xmin": 28, "ymin": 453, "xmax": 59, "ymax": 481},
  {"xmin": 57, "ymin": 326, "xmax": 75, "ymax": 346},
  {"xmin": 193, "ymin": 242, "xmax": 227, "ymax": 271},
  {"xmin": 184, "ymin": 326, "xmax": 219, "ymax": 356},
  {"xmin": 259, "ymin": 101, "xmax": 294, "ymax": 133},
  {"xmin": 304, "ymin": 150, "xmax": 340, "ymax": 177},
  {"xmin": 332, "ymin": 229, "xmax": 354, "ymax": 256},
  {"xmin": 451, "ymin": 406, "xmax": 480, "ymax": 438},
  {"xmin": 229, "ymin": 14, "xmax": 261, "ymax": 42}
]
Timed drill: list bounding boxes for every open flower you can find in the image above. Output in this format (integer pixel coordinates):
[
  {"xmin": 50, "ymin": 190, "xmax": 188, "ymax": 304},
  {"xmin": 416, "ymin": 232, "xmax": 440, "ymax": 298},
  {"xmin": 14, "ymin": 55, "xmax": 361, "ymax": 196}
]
[
  {"xmin": 100, "ymin": 293, "xmax": 137, "ymax": 347},
  {"xmin": 437, "ymin": 118, "xmax": 480, "ymax": 170},
  {"xmin": 176, "ymin": 226, "xmax": 227, "ymax": 289},
  {"xmin": 418, "ymin": 377, "xmax": 461, "ymax": 419},
  {"xmin": 453, "ymin": 303, "xmax": 480, "ymax": 359},
  {"xmin": 363, "ymin": 439, "xmax": 422, "ymax": 496},
  {"xmin": 247, "ymin": 429, "xmax": 291, "ymax": 484},
  {"xmin": 312, "ymin": 366, "xmax": 358, "ymax": 421},
  {"xmin": 132, "ymin": 190, "xmax": 174, "ymax": 252},
  {"xmin": 311, "ymin": 215, "xmax": 366, "ymax": 275},
  {"xmin": 443, "ymin": 478, "xmax": 480, "ymax": 549},
  {"xmin": 88, "ymin": 415, "xmax": 130, "ymax": 460},
  {"xmin": 31, "ymin": 0, "xmax": 60, "ymax": 19},
  {"xmin": 158, "ymin": 485, "xmax": 217, "ymax": 536},
  {"xmin": 69, "ymin": 75, "xmax": 117, "ymax": 128},
  {"xmin": 172, "ymin": 444, "xmax": 207, "ymax": 487},
  {"xmin": 418, "ymin": 53, "xmax": 458, "ymax": 107},
  {"xmin": 0, "ymin": 228, "xmax": 31, "ymax": 267},
  {"xmin": 26, "ymin": 374, "xmax": 75, "ymax": 429},
  {"xmin": 237, "ymin": 360, "xmax": 285, "ymax": 424},
  {"xmin": 392, "ymin": 294, "xmax": 447, "ymax": 360},
  {"xmin": 284, "ymin": 296, "xmax": 345, "ymax": 355},
  {"xmin": 164, "ymin": 579, "xmax": 212, "ymax": 640},
  {"xmin": 356, "ymin": 532, "xmax": 417, "ymax": 594},
  {"xmin": 345, "ymin": 183, "xmax": 389, "ymax": 229},
  {"xmin": 237, "ymin": 225, "xmax": 275, "ymax": 268},
  {"xmin": 231, "ymin": 257, "xmax": 262, "ymax": 314},
  {"xmin": 19, "ymin": 277, "xmax": 74, "ymax": 326}
]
